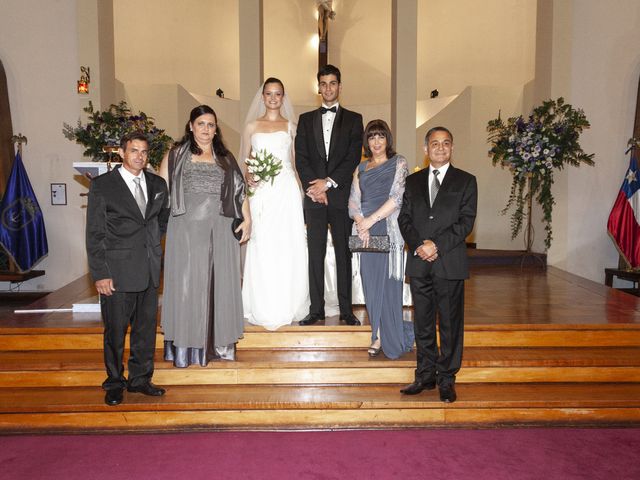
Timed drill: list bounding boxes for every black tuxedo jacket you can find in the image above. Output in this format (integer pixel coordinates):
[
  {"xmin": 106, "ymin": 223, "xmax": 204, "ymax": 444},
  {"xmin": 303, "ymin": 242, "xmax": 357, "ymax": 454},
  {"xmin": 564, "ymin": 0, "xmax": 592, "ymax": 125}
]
[
  {"xmin": 86, "ymin": 167, "xmax": 169, "ymax": 292},
  {"xmin": 398, "ymin": 165, "xmax": 477, "ymax": 280},
  {"xmin": 295, "ymin": 106, "xmax": 363, "ymax": 209}
]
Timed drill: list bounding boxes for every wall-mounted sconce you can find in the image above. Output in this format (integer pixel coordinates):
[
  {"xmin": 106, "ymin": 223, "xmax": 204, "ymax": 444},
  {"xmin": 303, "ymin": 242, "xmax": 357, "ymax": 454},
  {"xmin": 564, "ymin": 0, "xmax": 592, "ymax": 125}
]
[
  {"xmin": 216, "ymin": 88, "xmax": 224, "ymax": 98},
  {"xmin": 77, "ymin": 66, "xmax": 90, "ymax": 94}
]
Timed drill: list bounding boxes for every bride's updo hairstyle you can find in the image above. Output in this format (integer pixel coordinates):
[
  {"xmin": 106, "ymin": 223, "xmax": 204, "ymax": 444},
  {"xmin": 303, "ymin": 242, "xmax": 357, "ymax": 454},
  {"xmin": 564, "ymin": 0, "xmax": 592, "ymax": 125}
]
[
  {"xmin": 177, "ymin": 104, "xmax": 232, "ymax": 169},
  {"xmin": 262, "ymin": 77, "xmax": 285, "ymax": 94}
]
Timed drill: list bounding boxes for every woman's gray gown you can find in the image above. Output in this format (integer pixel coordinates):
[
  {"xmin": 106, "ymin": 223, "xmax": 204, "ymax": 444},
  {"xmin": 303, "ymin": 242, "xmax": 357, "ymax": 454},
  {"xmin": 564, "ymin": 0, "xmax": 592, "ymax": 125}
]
[
  {"xmin": 162, "ymin": 158, "xmax": 244, "ymax": 367},
  {"xmin": 350, "ymin": 155, "xmax": 414, "ymax": 359}
]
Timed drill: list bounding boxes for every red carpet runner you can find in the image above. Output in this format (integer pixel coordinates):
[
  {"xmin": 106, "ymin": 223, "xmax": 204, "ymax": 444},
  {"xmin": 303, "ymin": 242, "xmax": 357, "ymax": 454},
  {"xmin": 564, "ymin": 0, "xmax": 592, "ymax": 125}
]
[{"xmin": 1, "ymin": 428, "xmax": 639, "ymax": 479}]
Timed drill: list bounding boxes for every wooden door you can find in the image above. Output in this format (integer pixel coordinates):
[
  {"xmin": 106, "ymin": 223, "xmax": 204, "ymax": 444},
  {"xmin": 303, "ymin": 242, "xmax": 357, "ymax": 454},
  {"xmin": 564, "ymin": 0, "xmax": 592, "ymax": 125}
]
[{"xmin": 0, "ymin": 59, "xmax": 15, "ymax": 197}]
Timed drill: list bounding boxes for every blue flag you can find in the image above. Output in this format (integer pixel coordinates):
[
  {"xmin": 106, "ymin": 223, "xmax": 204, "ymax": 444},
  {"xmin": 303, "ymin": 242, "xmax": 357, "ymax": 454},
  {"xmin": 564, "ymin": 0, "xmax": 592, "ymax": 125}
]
[{"xmin": 0, "ymin": 151, "xmax": 48, "ymax": 272}]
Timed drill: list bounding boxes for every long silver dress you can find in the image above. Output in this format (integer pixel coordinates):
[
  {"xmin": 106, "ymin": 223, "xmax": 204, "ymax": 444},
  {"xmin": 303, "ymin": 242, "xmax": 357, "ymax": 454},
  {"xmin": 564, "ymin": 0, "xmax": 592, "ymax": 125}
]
[
  {"xmin": 349, "ymin": 155, "xmax": 414, "ymax": 359},
  {"xmin": 162, "ymin": 157, "xmax": 244, "ymax": 367}
]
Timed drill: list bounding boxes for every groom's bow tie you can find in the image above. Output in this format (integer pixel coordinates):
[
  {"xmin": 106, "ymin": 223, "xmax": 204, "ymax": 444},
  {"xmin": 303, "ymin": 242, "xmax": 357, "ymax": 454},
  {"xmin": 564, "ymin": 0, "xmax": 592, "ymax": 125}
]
[{"xmin": 320, "ymin": 106, "xmax": 337, "ymax": 114}]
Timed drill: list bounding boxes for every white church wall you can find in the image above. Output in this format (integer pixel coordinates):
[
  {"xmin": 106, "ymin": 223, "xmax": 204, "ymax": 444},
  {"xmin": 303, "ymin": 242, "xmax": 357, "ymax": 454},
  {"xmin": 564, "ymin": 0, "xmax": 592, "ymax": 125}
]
[
  {"xmin": 121, "ymin": 84, "xmax": 185, "ymax": 141},
  {"xmin": 417, "ymin": 0, "xmax": 537, "ymax": 101},
  {"xmin": 0, "ymin": 0, "xmax": 87, "ymax": 292},
  {"xmin": 562, "ymin": 0, "xmax": 640, "ymax": 283},
  {"xmin": 113, "ymin": 0, "xmax": 240, "ymax": 101},
  {"xmin": 323, "ymin": 0, "xmax": 392, "ymax": 107},
  {"xmin": 262, "ymin": 0, "xmax": 324, "ymax": 105}
]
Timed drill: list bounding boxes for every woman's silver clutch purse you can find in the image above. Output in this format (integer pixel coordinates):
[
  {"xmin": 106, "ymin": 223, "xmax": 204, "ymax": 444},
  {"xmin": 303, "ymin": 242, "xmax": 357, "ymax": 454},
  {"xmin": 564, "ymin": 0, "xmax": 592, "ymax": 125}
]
[{"xmin": 348, "ymin": 235, "xmax": 390, "ymax": 253}]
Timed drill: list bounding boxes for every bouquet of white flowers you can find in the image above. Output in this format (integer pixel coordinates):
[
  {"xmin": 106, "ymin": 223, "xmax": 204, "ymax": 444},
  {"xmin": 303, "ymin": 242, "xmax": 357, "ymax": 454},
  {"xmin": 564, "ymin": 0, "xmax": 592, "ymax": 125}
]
[{"xmin": 245, "ymin": 149, "xmax": 283, "ymax": 196}]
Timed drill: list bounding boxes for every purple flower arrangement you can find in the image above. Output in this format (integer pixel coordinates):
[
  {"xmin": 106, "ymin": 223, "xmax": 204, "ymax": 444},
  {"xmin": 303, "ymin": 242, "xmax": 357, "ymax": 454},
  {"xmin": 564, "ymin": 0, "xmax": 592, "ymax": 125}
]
[
  {"xmin": 487, "ymin": 97, "xmax": 594, "ymax": 249},
  {"xmin": 63, "ymin": 101, "xmax": 173, "ymax": 169}
]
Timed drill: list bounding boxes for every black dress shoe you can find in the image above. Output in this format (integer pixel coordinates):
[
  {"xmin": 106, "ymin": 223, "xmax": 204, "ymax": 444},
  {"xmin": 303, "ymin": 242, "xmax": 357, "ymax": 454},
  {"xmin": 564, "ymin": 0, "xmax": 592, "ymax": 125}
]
[
  {"xmin": 439, "ymin": 384, "xmax": 457, "ymax": 403},
  {"xmin": 299, "ymin": 313, "xmax": 325, "ymax": 326},
  {"xmin": 104, "ymin": 388, "xmax": 124, "ymax": 406},
  {"xmin": 127, "ymin": 382, "xmax": 166, "ymax": 396},
  {"xmin": 400, "ymin": 380, "xmax": 436, "ymax": 395},
  {"xmin": 339, "ymin": 313, "xmax": 361, "ymax": 326}
]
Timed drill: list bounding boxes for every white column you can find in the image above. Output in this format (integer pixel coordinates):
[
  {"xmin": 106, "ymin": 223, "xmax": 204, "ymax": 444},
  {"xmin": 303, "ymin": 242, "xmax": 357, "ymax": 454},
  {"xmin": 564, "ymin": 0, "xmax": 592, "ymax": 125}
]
[
  {"xmin": 534, "ymin": 0, "xmax": 574, "ymax": 264},
  {"xmin": 238, "ymin": 0, "xmax": 263, "ymax": 125},
  {"xmin": 391, "ymin": 0, "xmax": 418, "ymax": 168},
  {"xmin": 533, "ymin": 0, "xmax": 573, "ymax": 105}
]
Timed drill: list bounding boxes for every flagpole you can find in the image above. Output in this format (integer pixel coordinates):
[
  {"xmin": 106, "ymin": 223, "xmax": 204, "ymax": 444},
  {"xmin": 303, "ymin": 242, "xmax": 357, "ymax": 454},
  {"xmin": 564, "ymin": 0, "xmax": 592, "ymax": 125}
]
[
  {"xmin": 622, "ymin": 139, "xmax": 638, "ymax": 271},
  {"xmin": 2, "ymin": 133, "xmax": 49, "ymax": 274},
  {"xmin": 5, "ymin": 135, "xmax": 27, "ymax": 273}
]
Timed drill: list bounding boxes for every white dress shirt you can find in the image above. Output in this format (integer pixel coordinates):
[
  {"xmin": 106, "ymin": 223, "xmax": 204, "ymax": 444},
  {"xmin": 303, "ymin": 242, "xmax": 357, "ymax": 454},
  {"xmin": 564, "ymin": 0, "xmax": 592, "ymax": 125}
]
[
  {"xmin": 321, "ymin": 102, "xmax": 339, "ymax": 158},
  {"xmin": 119, "ymin": 166, "xmax": 148, "ymax": 203},
  {"xmin": 429, "ymin": 161, "xmax": 450, "ymax": 191}
]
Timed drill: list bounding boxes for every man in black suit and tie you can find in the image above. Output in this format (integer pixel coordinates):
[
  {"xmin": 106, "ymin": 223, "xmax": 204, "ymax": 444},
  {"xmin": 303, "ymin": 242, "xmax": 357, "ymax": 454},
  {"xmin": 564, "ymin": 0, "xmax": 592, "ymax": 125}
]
[
  {"xmin": 86, "ymin": 132, "xmax": 169, "ymax": 406},
  {"xmin": 295, "ymin": 64, "xmax": 363, "ymax": 326},
  {"xmin": 398, "ymin": 127, "xmax": 477, "ymax": 403}
]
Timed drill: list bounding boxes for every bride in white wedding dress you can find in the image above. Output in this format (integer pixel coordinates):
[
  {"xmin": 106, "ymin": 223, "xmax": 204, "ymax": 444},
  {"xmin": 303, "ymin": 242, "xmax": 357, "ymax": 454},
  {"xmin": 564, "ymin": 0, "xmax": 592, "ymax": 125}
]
[{"xmin": 241, "ymin": 78, "xmax": 309, "ymax": 330}]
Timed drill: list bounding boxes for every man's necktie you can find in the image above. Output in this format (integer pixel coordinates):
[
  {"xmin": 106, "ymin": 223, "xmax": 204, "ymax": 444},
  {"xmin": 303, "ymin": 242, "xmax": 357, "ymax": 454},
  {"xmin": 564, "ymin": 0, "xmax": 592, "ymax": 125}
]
[
  {"xmin": 133, "ymin": 177, "xmax": 146, "ymax": 216},
  {"xmin": 430, "ymin": 169, "xmax": 440, "ymax": 207},
  {"xmin": 320, "ymin": 106, "xmax": 337, "ymax": 114}
]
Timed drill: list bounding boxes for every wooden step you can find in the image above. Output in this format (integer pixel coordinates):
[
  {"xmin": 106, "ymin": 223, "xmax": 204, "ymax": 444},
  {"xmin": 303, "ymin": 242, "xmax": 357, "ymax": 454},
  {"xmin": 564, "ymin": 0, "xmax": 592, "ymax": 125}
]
[
  {"xmin": 2, "ymin": 325, "xmax": 640, "ymax": 351},
  {"xmin": 1, "ymin": 383, "xmax": 639, "ymax": 433},
  {"xmin": 1, "ymin": 268, "xmax": 638, "ymax": 433},
  {"xmin": 1, "ymin": 348, "xmax": 639, "ymax": 388}
]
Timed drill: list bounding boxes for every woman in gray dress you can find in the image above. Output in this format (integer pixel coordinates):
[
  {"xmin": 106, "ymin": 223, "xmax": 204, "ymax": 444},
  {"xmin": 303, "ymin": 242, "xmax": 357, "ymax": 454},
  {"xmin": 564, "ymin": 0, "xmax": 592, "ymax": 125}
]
[
  {"xmin": 348, "ymin": 119, "xmax": 414, "ymax": 359},
  {"xmin": 159, "ymin": 105, "xmax": 250, "ymax": 366}
]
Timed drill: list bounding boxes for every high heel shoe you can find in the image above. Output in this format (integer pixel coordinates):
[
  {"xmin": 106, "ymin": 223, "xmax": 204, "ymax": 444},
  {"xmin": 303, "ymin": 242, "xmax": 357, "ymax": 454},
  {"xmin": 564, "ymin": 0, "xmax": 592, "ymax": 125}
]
[
  {"xmin": 368, "ymin": 344, "xmax": 381, "ymax": 357},
  {"xmin": 215, "ymin": 344, "xmax": 236, "ymax": 361}
]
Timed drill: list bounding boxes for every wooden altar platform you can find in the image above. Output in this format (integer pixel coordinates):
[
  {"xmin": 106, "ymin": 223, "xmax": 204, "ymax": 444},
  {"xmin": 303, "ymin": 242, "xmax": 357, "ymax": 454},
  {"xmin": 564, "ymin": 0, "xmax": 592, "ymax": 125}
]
[{"xmin": 1, "ymin": 264, "xmax": 639, "ymax": 433}]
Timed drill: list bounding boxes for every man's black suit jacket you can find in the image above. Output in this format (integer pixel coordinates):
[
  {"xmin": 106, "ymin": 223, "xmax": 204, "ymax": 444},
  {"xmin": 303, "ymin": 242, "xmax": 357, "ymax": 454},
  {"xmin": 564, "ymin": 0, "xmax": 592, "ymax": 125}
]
[
  {"xmin": 295, "ymin": 106, "xmax": 363, "ymax": 209},
  {"xmin": 398, "ymin": 165, "xmax": 477, "ymax": 280},
  {"xmin": 86, "ymin": 167, "xmax": 169, "ymax": 292}
]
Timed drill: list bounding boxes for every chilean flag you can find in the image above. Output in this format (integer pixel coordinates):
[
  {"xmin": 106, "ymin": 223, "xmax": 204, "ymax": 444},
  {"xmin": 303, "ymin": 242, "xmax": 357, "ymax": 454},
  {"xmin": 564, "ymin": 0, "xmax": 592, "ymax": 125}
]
[{"xmin": 607, "ymin": 152, "xmax": 640, "ymax": 268}]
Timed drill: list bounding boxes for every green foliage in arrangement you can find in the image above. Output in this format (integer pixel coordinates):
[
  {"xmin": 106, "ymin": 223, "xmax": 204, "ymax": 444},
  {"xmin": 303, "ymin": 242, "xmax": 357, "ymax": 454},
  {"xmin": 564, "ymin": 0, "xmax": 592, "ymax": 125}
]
[
  {"xmin": 63, "ymin": 101, "xmax": 173, "ymax": 169},
  {"xmin": 487, "ymin": 98, "xmax": 595, "ymax": 250}
]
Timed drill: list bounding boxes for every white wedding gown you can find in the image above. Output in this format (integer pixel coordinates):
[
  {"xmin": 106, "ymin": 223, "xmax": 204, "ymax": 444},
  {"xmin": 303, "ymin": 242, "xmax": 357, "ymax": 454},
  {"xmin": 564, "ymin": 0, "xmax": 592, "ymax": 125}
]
[{"xmin": 242, "ymin": 126, "xmax": 310, "ymax": 329}]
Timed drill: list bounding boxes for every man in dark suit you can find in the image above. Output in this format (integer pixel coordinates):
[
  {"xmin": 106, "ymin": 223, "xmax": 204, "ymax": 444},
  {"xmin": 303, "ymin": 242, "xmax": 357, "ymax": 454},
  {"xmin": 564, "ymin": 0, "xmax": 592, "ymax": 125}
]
[
  {"xmin": 295, "ymin": 64, "xmax": 363, "ymax": 326},
  {"xmin": 86, "ymin": 131, "xmax": 169, "ymax": 406},
  {"xmin": 398, "ymin": 126, "xmax": 477, "ymax": 403}
]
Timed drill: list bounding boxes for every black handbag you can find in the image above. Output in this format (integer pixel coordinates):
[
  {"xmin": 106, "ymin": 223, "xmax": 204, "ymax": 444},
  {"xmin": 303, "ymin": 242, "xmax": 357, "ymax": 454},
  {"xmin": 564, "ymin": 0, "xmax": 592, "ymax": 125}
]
[
  {"xmin": 348, "ymin": 234, "xmax": 390, "ymax": 253},
  {"xmin": 231, "ymin": 218, "xmax": 243, "ymax": 241}
]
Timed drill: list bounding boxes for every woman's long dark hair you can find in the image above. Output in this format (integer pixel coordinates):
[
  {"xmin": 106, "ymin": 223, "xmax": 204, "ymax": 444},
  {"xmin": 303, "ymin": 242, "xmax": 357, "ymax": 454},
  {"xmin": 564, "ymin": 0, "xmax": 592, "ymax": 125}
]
[{"xmin": 176, "ymin": 105, "xmax": 232, "ymax": 169}]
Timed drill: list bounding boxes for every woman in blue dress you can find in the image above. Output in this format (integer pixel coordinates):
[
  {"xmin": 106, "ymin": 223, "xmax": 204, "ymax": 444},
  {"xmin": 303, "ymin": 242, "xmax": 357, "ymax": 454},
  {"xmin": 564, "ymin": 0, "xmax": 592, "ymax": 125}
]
[{"xmin": 348, "ymin": 119, "xmax": 414, "ymax": 359}]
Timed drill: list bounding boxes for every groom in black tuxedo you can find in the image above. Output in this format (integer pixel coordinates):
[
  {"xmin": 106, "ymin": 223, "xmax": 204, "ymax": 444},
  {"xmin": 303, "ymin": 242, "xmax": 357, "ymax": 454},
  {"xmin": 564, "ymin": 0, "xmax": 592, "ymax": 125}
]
[
  {"xmin": 398, "ymin": 127, "xmax": 477, "ymax": 403},
  {"xmin": 86, "ymin": 132, "xmax": 169, "ymax": 406},
  {"xmin": 295, "ymin": 64, "xmax": 363, "ymax": 326}
]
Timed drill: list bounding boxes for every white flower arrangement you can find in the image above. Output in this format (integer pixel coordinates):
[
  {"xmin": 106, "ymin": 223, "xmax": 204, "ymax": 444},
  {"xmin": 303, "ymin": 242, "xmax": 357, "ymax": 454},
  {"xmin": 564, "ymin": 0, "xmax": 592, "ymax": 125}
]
[{"xmin": 245, "ymin": 149, "xmax": 283, "ymax": 196}]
